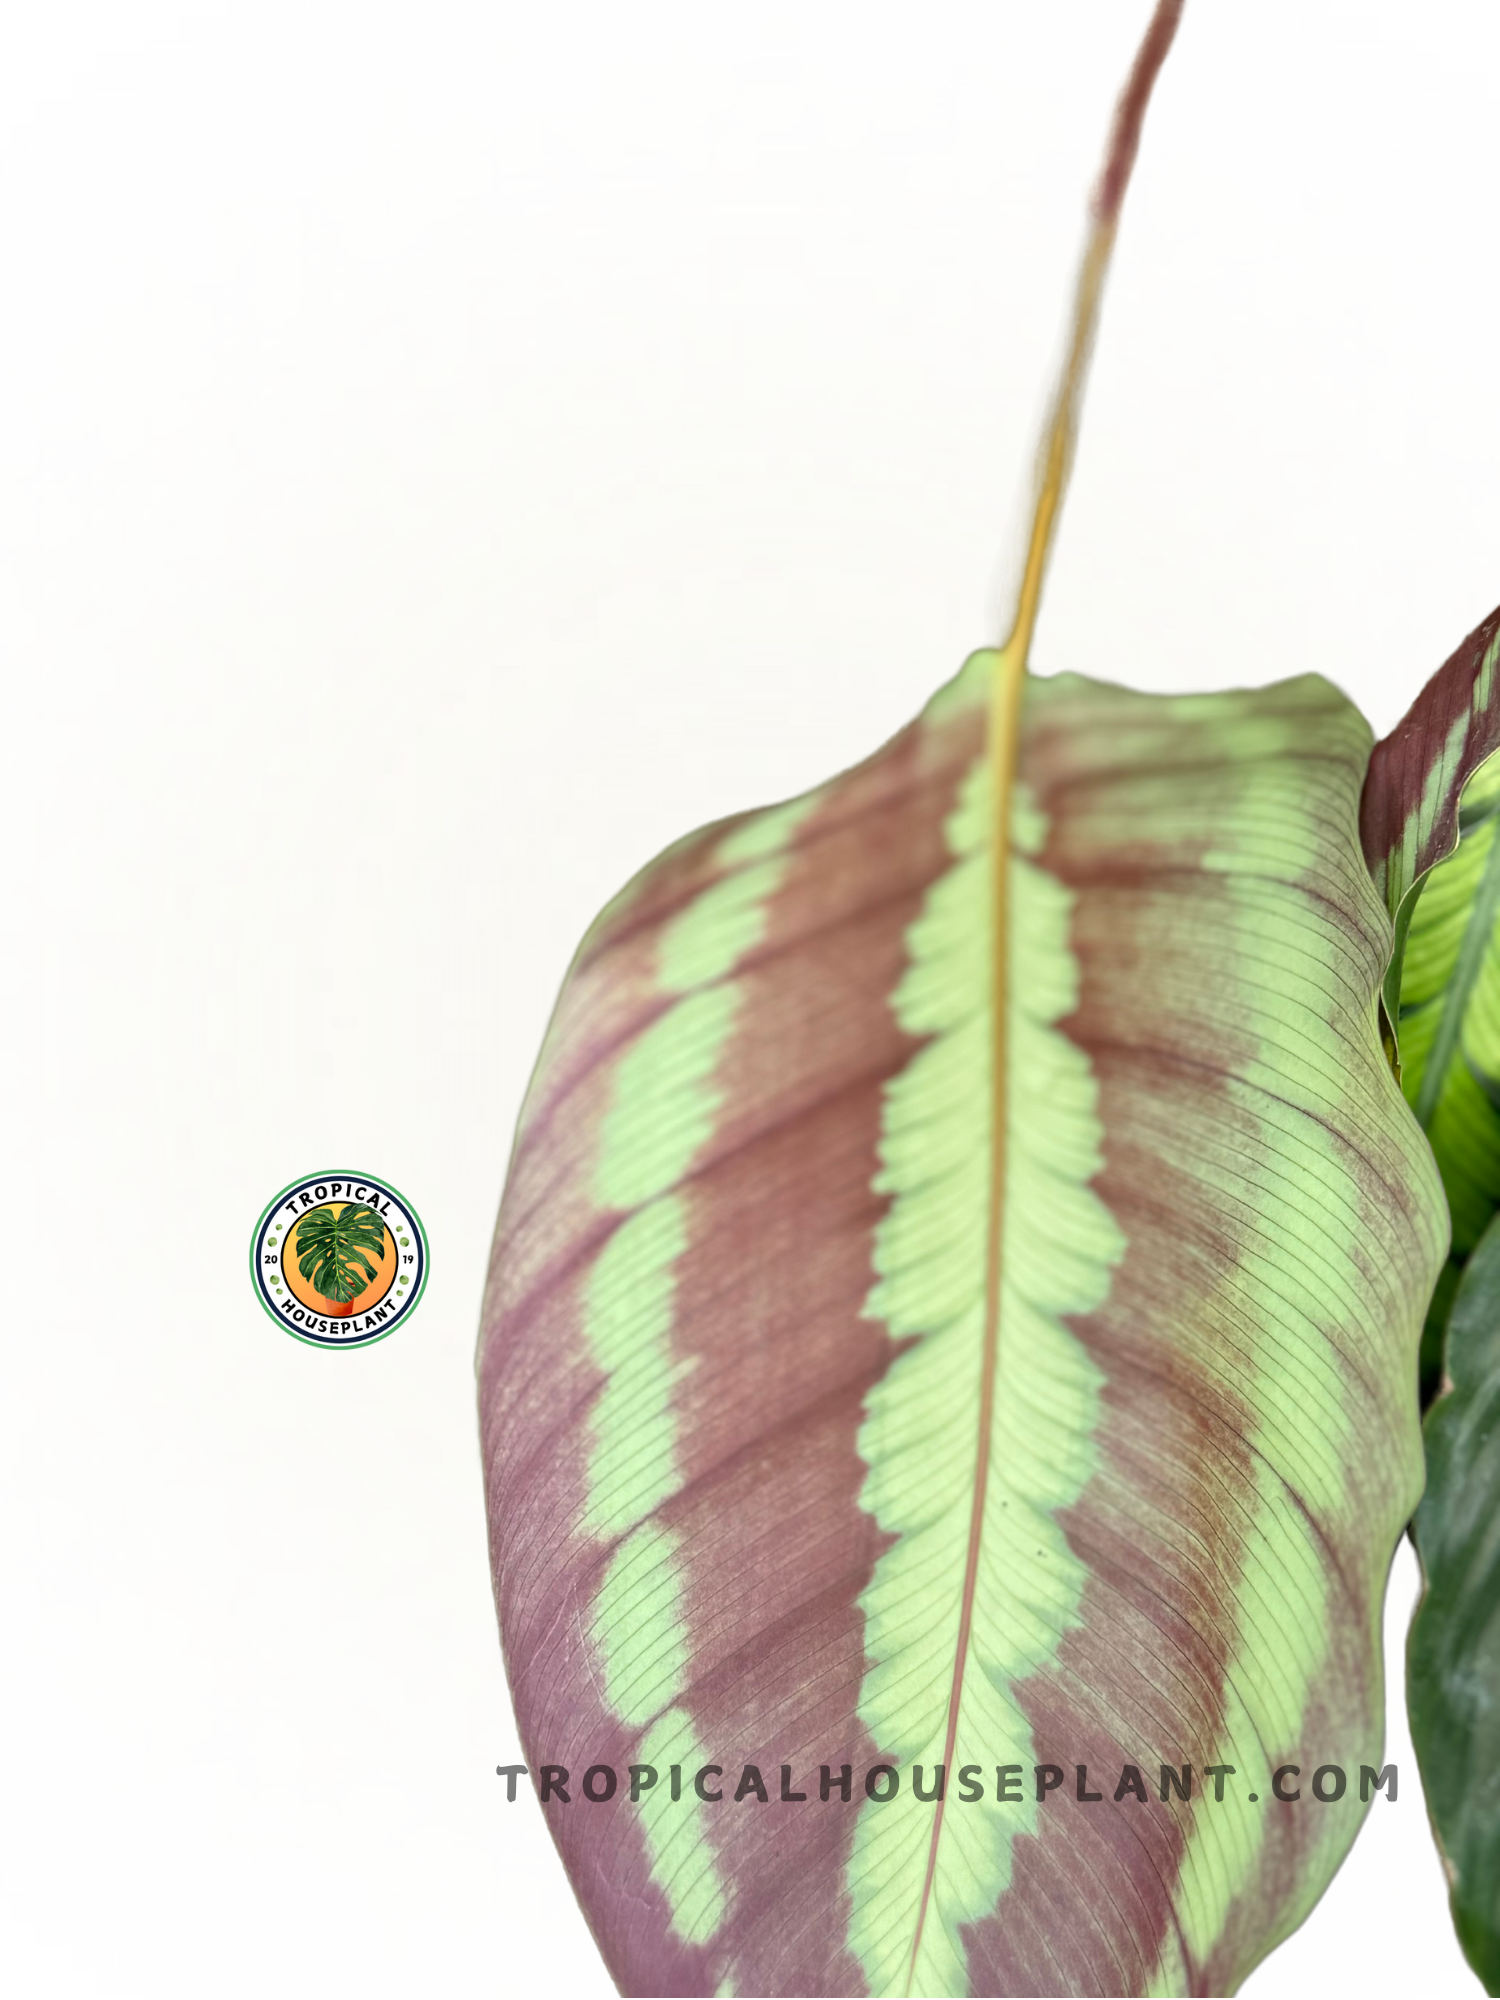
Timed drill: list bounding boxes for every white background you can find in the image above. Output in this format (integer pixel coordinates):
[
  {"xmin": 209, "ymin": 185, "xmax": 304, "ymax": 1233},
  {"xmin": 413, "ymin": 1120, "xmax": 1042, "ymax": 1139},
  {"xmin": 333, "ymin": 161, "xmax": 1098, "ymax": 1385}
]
[{"xmin": 1, "ymin": 2, "xmax": 1491, "ymax": 1994}]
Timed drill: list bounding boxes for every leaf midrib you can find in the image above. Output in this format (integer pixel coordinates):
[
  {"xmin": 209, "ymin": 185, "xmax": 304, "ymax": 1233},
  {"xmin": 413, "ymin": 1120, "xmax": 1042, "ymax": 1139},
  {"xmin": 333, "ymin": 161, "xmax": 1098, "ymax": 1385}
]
[
  {"xmin": 897, "ymin": 9, "xmax": 1182, "ymax": 1981},
  {"xmin": 901, "ymin": 221, "xmax": 1113, "ymax": 2000}
]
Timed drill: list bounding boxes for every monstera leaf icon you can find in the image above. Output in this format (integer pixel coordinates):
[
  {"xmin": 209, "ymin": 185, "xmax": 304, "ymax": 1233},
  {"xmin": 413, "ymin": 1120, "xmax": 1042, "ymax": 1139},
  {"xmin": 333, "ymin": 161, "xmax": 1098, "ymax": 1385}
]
[{"xmin": 295, "ymin": 1203, "xmax": 386, "ymax": 1306}]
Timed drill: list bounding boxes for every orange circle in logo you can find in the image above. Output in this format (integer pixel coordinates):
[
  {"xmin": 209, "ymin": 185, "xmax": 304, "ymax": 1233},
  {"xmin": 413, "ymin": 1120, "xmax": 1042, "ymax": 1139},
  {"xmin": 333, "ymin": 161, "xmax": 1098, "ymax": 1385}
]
[{"xmin": 281, "ymin": 1202, "xmax": 399, "ymax": 1318}]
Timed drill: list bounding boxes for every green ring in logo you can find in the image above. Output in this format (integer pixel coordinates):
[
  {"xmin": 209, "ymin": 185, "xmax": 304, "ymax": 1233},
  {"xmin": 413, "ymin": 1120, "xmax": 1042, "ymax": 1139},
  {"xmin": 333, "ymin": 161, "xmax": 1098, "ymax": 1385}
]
[{"xmin": 249, "ymin": 1170, "xmax": 429, "ymax": 1348}]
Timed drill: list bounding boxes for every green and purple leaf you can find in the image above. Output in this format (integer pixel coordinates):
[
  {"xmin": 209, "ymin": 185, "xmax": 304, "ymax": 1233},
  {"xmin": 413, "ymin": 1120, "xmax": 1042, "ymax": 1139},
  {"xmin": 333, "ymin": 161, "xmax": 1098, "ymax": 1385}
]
[
  {"xmin": 1360, "ymin": 604, "xmax": 1500, "ymax": 1031},
  {"xmin": 477, "ymin": 653, "xmax": 1447, "ymax": 1995},
  {"xmin": 1363, "ymin": 616, "xmax": 1500, "ymax": 1993},
  {"xmin": 475, "ymin": 6, "xmax": 1499, "ymax": 1993}
]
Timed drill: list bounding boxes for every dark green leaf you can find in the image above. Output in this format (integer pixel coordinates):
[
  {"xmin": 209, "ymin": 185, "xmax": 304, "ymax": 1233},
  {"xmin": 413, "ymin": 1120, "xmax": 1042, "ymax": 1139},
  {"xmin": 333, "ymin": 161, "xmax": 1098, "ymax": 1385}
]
[
  {"xmin": 1409, "ymin": 1213, "xmax": 1500, "ymax": 1994},
  {"xmin": 290, "ymin": 1203, "xmax": 387, "ymax": 1306}
]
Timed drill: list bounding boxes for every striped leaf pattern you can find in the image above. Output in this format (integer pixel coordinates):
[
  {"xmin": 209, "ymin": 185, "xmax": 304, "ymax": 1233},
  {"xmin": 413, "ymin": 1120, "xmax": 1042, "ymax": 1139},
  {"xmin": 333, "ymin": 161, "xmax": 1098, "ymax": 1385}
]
[
  {"xmin": 1360, "ymin": 604, "xmax": 1500, "ymax": 1026},
  {"xmin": 1390, "ymin": 752, "xmax": 1500, "ymax": 1392},
  {"xmin": 478, "ymin": 653, "xmax": 1448, "ymax": 1997},
  {"xmin": 1363, "ymin": 612, "xmax": 1500, "ymax": 1994}
]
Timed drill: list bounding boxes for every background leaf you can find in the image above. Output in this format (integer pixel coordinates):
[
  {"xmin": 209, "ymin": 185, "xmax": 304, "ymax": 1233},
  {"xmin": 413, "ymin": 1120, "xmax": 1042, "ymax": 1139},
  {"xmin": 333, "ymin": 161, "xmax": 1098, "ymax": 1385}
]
[
  {"xmin": 1393, "ymin": 754, "xmax": 1500, "ymax": 1397},
  {"xmin": 1364, "ymin": 613, "xmax": 1500, "ymax": 1991},
  {"xmin": 1409, "ymin": 1212, "xmax": 1500, "ymax": 1993},
  {"xmin": 1360, "ymin": 602, "xmax": 1500, "ymax": 1028}
]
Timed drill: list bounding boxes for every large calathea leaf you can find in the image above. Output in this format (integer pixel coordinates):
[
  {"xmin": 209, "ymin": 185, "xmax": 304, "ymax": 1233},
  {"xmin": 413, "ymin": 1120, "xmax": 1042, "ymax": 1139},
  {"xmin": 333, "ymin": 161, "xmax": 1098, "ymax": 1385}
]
[
  {"xmin": 477, "ymin": 656, "xmax": 1448, "ymax": 1996},
  {"xmin": 1362, "ymin": 607, "xmax": 1500, "ymax": 1993}
]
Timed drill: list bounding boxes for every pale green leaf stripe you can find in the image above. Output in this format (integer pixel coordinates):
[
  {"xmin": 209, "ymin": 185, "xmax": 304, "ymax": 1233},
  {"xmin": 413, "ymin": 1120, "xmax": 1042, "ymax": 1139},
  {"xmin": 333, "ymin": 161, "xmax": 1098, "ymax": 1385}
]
[
  {"xmin": 849, "ymin": 751, "xmax": 1124, "ymax": 1999},
  {"xmin": 1153, "ymin": 1464, "xmax": 1348, "ymax": 1989},
  {"xmin": 583, "ymin": 1201, "xmax": 692, "ymax": 1537},
  {"xmin": 582, "ymin": 791, "xmax": 820, "ymax": 1946},
  {"xmin": 1148, "ymin": 713, "xmax": 1429, "ymax": 1987},
  {"xmin": 1394, "ymin": 709, "xmax": 1471, "ymax": 918}
]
